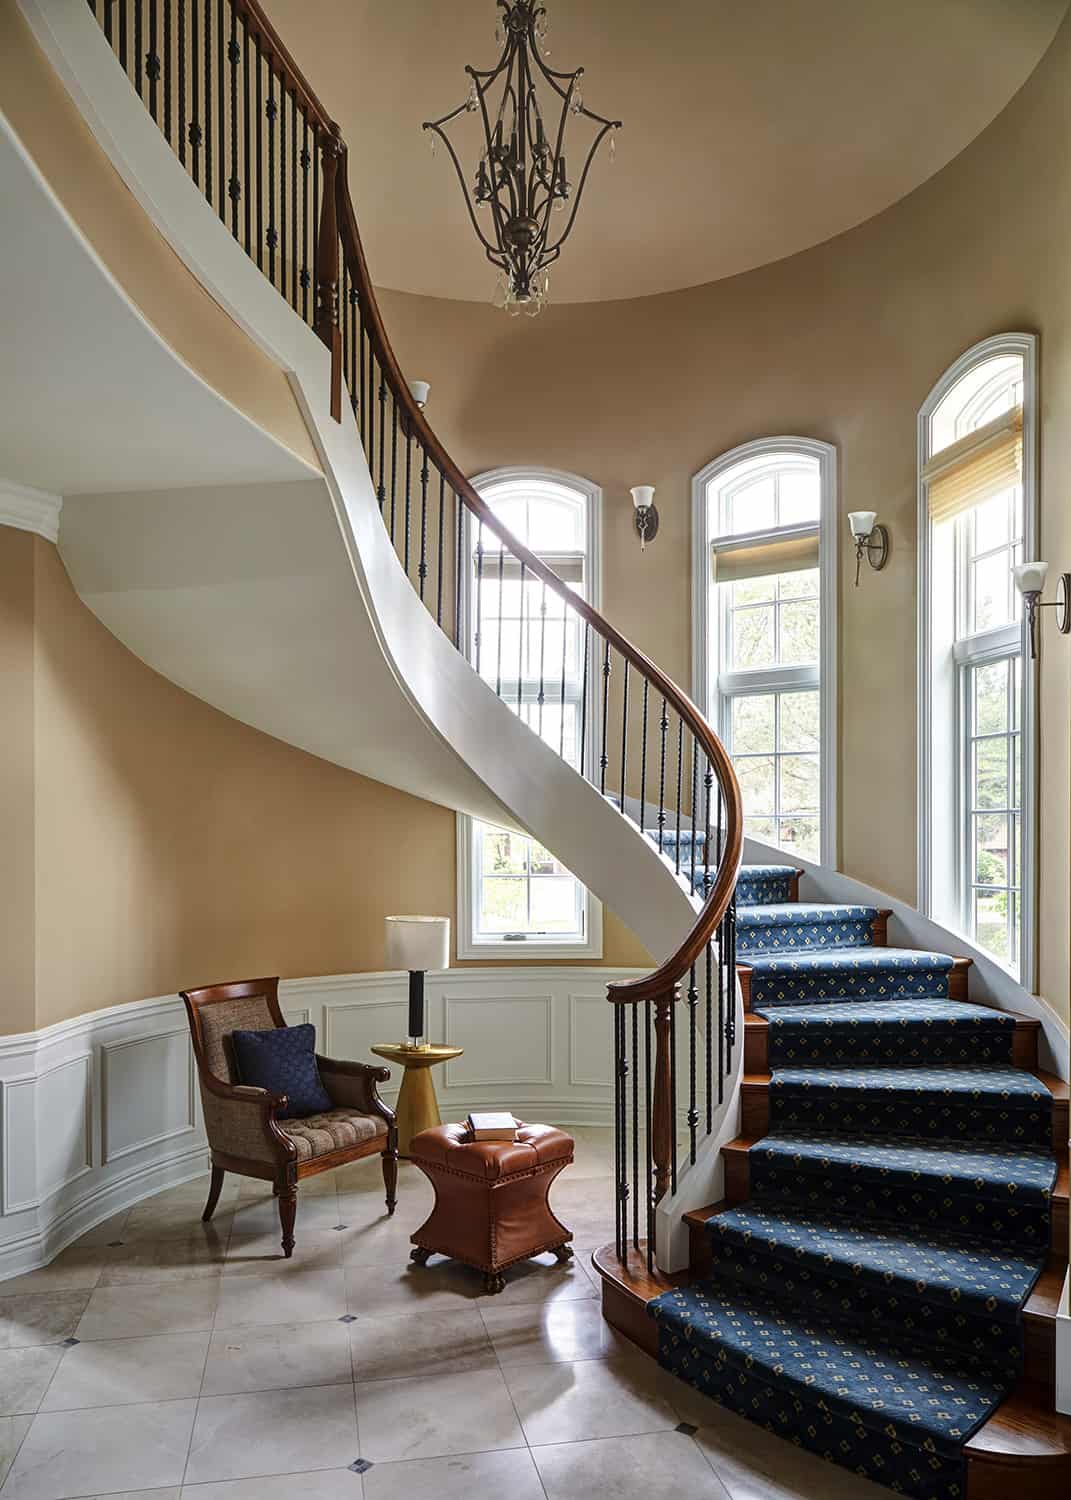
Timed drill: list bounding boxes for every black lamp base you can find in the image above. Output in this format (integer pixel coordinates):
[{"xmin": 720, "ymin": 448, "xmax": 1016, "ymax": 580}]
[{"xmin": 407, "ymin": 969, "xmax": 425, "ymax": 1046}]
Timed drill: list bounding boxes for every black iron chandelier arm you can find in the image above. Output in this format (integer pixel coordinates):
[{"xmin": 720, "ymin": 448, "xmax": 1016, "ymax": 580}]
[
  {"xmin": 544, "ymin": 117, "xmax": 618, "ymax": 254},
  {"xmin": 421, "ymin": 121, "xmax": 507, "ymax": 261}
]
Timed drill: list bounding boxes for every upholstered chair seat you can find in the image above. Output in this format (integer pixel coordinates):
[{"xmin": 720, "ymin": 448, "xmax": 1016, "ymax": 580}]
[{"xmin": 181, "ymin": 977, "xmax": 398, "ymax": 1256}]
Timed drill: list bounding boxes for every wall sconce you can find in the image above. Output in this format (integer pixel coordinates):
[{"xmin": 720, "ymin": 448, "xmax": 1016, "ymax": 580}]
[
  {"xmin": 848, "ymin": 510, "xmax": 889, "ymax": 586},
  {"xmin": 631, "ymin": 485, "xmax": 659, "ymax": 551},
  {"xmin": 1013, "ymin": 561, "xmax": 1071, "ymax": 659},
  {"xmin": 408, "ymin": 380, "xmax": 431, "ymax": 410}
]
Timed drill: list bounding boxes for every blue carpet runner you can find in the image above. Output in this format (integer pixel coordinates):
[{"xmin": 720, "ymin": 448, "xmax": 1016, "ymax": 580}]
[{"xmin": 650, "ymin": 863, "xmax": 1057, "ymax": 1500}]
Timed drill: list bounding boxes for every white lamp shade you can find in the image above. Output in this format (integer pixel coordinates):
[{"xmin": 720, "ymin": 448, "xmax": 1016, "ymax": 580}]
[
  {"xmin": 1013, "ymin": 560, "xmax": 1049, "ymax": 595},
  {"xmin": 848, "ymin": 510, "xmax": 878, "ymax": 539},
  {"xmin": 385, "ymin": 915, "xmax": 450, "ymax": 972},
  {"xmin": 630, "ymin": 485, "xmax": 656, "ymax": 510},
  {"xmin": 408, "ymin": 379, "xmax": 431, "ymax": 408}
]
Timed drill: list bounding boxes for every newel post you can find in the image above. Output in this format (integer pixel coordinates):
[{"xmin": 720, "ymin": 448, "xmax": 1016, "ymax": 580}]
[
  {"xmin": 651, "ymin": 982, "xmax": 680, "ymax": 1208},
  {"xmin": 315, "ymin": 121, "xmax": 344, "ymax": 422}
]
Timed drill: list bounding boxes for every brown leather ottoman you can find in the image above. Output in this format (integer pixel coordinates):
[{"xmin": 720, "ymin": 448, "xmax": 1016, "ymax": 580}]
[{"xmin": 408, "ymin": 1122, "xmax": 574, "ymax": 1293}]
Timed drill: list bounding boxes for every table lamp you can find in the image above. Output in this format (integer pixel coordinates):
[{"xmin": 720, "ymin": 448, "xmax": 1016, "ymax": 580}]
[{"xmin": 385, "ymin": 915, "xmax": 451, "ymax": 1048}]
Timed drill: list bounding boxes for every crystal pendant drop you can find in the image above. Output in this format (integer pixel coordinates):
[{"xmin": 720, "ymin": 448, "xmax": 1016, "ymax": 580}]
[
  {"xmin": 609, "ymin": 128, "xmax": 616, "ymax": 162},
  {"xmin": 570, "ymin": 85, "xmax": 583, "ymax": 115},
  {"xmin": 466, "ymin": 79, "xmax": 479, "ymax": 112}
]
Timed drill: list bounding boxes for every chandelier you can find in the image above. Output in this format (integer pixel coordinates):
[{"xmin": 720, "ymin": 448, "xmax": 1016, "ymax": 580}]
[{"xmin": 423, "ymin": 1, "xmax": 621, "ymax": 315}]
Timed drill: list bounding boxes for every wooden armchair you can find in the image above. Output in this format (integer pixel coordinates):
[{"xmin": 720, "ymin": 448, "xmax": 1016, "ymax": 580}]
[{"xmin": 181, "ymin": 977, "xmax": 397, "ymax": 1256}]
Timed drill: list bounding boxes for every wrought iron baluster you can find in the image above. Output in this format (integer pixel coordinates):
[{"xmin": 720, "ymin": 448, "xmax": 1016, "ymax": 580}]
[
  {"xmin": 716, "ymin": 917, "xmax": 725, "ymax": 1108},
  {"xmin": 599, "ymin": 641, "xmax": 611, "ymax": 796},
  {"xmin": 203, "ymin": 0, "xmax": 212, "ymax": 203},
  {"xmin": 216, "ymin": 0, "xmax": 225, "ymax": 222},
  {"xmin": 418, "ymin": 448, "xmax": 430, "ymax": 601},
  {"xmin": 558, "ymin": 595, "xmax": 568, "ymax": 760},
  {"xmin": 618, "ymin": 660, "xmax": 629, "ymax": 813},
  {"xmin": 537, "ymin": 583, "xmax": 547, "ymax": 740},
  {"xmin": 474, "ymin": 522, "xmax": 484, "ymax": 676},
  {"xmin": 389, "ymin": 396, "xmax": 398, "ymax": 541},
  {"xmin": 618, "ymin": 1006, "xmax": 629, "ymax": 1261},
  {"xmin": 300, "ymin": 113, "xmax": 310, "ymax": 320},
  {"xmin": 289, "ymin": 90, "xmax": 298, "ymax": 308},
  {"xmin": 119, "ymin": 0, "xmax": 128, "ymax": 74},
  {"xmin": 657, "ymin": 697, "xmax": 668, "ymax": 854},
  {"xmin": 358, "ymin": 298, "xmax": 366, "ymax": 444},
  {"xmin": 241, "ymin": 15, "xmax": 251, "ymax": 253},
  {"xmin": 686, "ymin": 962, "xmax": 698, "ymax": 1165},
  {"xmin": 709, "ymin": 935, "xmax": 718, "ymax": 1119},
  {"xmin": 228, "ymin": 4, "xmax": 239, "ymax": 238},
  {"xmin": 134, "ymin": 0, "xmax": 143, "ymax": 97},
  {"xmin": 403, "ymin": 424, "xmax": 413, "ymax": 575},
  {"xmin": 162, "ymin": 0, "xmax": 172, "ymax": 141},
  {"xmin": 703, "ymin": 755, "xmax": 714, "ymax": 904},
  {"xmin": 266, "ymin": 58, "xmax": 276, "ymax": 283},
  {"xmin": 727, "ymin": 896, "xmax": 737, "ymax": 1053},
  {"xmin": 436, "ymin": 472, "xmax": 446, "ymax": 629},
  {"xmin": 347, "ymin": 284, "xmax": 357, "ymax": 416},
  {"xmin": 189, "ymin": 1, "xmax": 200, "ymax": 182},
  {"xmin": 494, "ymin": 548, "xmax": 504, "ymax": 695},
  {"xmin": 177, "ymin": 0, "xmax": 186, "ymax": 165},
  {"xmin": 675, "ymin": 718, "xmax": 683, "ymax": 874},
  {"xmin": 278, "ymin": 70, "xmax": 286, "ymax": 288},
  {"xmin": 645, "ymin": 998, "xmax": 653, "ymax": 1271},
  {"xmin": 613, "ymin": 1005, "xmax": 624, "ymax": 1260},
  {"xmin": 516, "ymin": 563, "xmax": 526, "ymax": 714},
  {"xmin": 146, "ymin": 0, "xmax": 158, "ymax": 120},
  {"xmin": 631, "ymin": 1000, "xmax": 639, "ymax": 1250},
  {"xmin": 104, "ymin": 0, "xmax": 114, "ymax": 46},
  {"xmin": 639, "ymin": 679, "xmax": 649, "ymax": 834},
  {"xmin": 689, "ymin": 738, "xmax": 699, "ymax": 899},
  {"xmin": 254, "ymin": 29, "xmax": 262, "ymax": 266},
  {"xmin": 454, "ymin": 489, "xmax": 464, "ymax": 647},
  {"xmin": 377, "ymin": 373, "xmax": 387, "ymax": 512},
  {"xmin": 670, "ymin": 986, "xmax": 678, "ymax": 1195},
  {"xmin": 579, "ymin": 622, "xmax": 590, "ymax": 777}
]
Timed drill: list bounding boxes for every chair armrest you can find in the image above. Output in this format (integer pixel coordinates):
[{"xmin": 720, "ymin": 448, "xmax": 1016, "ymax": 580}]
[
  {"xmin": 317, "ymin": 1055, "xmax": 395, "ymax": 1130},
  {"xmin": 197, "ymin": 1071, "xmax": 295, "ymax": 1166}
]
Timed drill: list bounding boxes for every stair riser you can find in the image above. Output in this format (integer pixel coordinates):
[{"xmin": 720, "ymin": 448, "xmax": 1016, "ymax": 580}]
[
  {"xmin": 745, "ymin": 1020, "xmax": 1038, "ymax": 1072},
  {"xmin": 738, "ymin": 960, "xmax": 970, "ymax": 1010}
]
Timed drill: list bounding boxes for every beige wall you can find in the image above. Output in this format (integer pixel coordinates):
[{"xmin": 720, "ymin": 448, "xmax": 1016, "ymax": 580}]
[
  {"xmin": 0, "ymin": 529, "xmax": 36, "ymax": 1035},
  {"xmin": 0, "ymin": 530, "xmax": 648, "ymax": 1034},
  {"xmin": 378, "ymin": 12, "xmax": 1071, "ymax": 1022},
  {"xmin": 0, "ymin": 5, "xmax": 319, "ymax": 476}
]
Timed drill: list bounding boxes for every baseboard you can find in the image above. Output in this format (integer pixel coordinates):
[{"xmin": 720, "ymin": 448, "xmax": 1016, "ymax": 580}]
[{"xmin": 0, "ymin": 966, "xmax": 638, "ymax": 1283}]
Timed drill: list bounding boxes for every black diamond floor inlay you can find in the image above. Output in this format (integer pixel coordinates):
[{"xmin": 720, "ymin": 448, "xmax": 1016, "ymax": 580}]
[
  {"xmin": 339, "ymin": 1314, "xmax": 357, "ymax": 1323},
  {"xmin": 349, "ymin": 1459, "xmax": 373, "ymax": 1474},
  {"xmin": 333, "ymin": 1224, "xmax": 348, "ymax": 1231},
  {"xmin": 675, "ymin": 1421, "xmax": 698, "ymax": 1436},
  {"xmin": 107, "ymin": 1241, "xmax": 124, "ymax": 1247},
  {"xmin": 62, "ymin": 1338, "xmax": 80, "ymax": 1347}
]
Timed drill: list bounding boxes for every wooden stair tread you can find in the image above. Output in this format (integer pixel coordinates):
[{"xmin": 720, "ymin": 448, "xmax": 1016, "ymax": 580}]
[
  {"xmin": 590, "ymin": 1241, "xmax": 685, "ymax": 1307},
  {"xmin": 964, "ymin": 1383, "xmax": 1071, "ymax": 1462},
  {"xmin": 1023, "ymin": 1258, "xmax": 1065, "ymax": 1325}
]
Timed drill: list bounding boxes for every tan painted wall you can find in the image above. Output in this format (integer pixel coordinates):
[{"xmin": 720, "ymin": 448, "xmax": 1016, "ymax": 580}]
[
  {"xmin": 0, "ymin": 531, "xmax": 648, "ymax": 1033},
  {"xmin": 378, "ymin": 13, "xmax": 1071, "ymax": 1022},
  {"xmin": 0, "ymin": 5, "xmax": 319, "ymax": 476},
  {"xmin": 0, "ymin": 529, "xmax": 37, "ymax": 1036}
]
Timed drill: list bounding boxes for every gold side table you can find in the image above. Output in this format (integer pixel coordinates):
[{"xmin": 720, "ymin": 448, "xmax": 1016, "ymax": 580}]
[{"xmin": 371, "ymin": 1043, "xmax": 464, "ymax": 1158}]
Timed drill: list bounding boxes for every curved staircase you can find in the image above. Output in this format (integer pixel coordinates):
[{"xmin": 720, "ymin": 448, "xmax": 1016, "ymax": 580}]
[
  {"xmin": 596, "ymin": 862, "xmax": 1070, "ymax": 1498},
  {"xmin": 20, "ymin": 2, "xmax": 1071, "ymax": 1493}
]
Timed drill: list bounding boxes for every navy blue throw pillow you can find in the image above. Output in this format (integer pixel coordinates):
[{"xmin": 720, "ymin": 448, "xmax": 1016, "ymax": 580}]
[{"xmin": 230, "ymin": 1024, "xmax": 333, "ymax": 1119}]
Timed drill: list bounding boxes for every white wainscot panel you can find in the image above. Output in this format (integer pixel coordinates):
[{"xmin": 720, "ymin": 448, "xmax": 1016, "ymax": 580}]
[
  {"xmin": 322, "ymin": 999, "xmax": 409, "ymax": 1084},
  {"xmin": 569, "ymin": 993, "xmax": 612, "ymax": 1087},
  {"xmin": 36, "ymin": 1054, "xmax": 92, "ymax": 1202},
  {"xmin": 443, "ymin": 993, "xmax": 553, "ymax": 1089},
  {"xmin": 2, "ymin": 1074, "xmax": 40, "ymax": 1215},
  {"xmin": 102, "ymin": 1029, "xmax": 195, "ymax": 1163}
]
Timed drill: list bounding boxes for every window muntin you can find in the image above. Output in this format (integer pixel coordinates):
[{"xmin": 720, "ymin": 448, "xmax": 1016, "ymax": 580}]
[
  {"xmin": 708, "ymin": 450, "xmax": 824, "ymax": 864},
  {"xmin": 920, "ymin": 338, "xmax": 1033, "ymax": 978},
  {"xmin": 463, "ymin": 471, "xmax": 599, "ymax": 954}
]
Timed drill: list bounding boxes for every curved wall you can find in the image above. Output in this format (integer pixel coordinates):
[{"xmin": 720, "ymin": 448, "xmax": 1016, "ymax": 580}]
[{"xmin": 379, "ymin": 10, "xmax": 1071, "ymax": 1024}]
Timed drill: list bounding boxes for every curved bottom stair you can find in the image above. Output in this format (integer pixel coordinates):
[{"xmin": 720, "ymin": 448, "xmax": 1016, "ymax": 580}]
[{"xmin": 593, "ymin": 863, "xmax": 1071, "ymax": 1500}]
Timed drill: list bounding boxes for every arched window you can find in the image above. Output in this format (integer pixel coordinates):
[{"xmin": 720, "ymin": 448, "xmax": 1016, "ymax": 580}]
[
  {"xmin": 457, "ymin": 468, "xmax": 602, "ymax": 958},
  {"xmin": 918, "ymin": 333, "xmax": 1037, "ymax": 980},
  {"xmin": 692, "ymin": 438, "xmax": 837, "ymax": 866}
]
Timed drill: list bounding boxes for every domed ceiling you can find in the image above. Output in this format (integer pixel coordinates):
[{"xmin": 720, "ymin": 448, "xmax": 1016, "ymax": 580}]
[{"xmin": 261, "ymin": 0, "xmax": 1067, "ymax": 303}]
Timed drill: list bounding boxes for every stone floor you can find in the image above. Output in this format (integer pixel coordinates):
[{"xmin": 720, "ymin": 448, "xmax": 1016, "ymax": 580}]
[{"xmin": 0, "ymin": 1126, "xmax": 890, "ymax": 1500}]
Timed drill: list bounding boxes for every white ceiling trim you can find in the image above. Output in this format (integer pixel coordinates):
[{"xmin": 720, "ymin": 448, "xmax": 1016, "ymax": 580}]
[{"xmin": 0, "ymin": 479, "xmax": 63, "ymax": 543}]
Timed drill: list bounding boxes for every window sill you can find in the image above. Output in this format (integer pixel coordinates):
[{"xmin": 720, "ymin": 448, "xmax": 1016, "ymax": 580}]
[{"xmin": 456, "ymin": 935, "xmax": 604, "ymax": 962}]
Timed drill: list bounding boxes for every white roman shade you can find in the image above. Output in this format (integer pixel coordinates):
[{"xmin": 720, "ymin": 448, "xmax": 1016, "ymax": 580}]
[
  {"xmin": 711, "ymin": 529, "xmax": 819, "ymax": 585},
  {"xmin": 923, "ymin": 406, "xmax": 1022, "ymax": 525}
]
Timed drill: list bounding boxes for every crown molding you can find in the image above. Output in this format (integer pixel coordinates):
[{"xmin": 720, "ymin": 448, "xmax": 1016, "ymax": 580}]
[{"xmin": 0, "ymin": 481, "xmax": 63, "ymax": 544}]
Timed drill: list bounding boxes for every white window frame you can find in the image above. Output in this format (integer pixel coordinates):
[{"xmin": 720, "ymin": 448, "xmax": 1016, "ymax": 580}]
[
  {"xmin": 917, "ymin": 332, "xmax": 1038, "ymax": 986},
  {"xmin": 691, "ymin": 436, "xmax": 838, "ymax": 868},
  {"xmin": 457, "ymin": 466, "xmax": 603, "ymax": 960}
]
